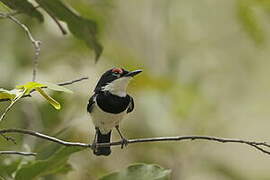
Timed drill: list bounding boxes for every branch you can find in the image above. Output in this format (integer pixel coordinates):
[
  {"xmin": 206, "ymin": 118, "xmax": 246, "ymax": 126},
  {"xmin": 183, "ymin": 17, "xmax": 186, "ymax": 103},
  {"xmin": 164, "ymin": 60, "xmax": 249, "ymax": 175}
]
[
  {"xmin": 56, "ymin": 77, "xmax": 89, "ymax": 86},
  {"xmin": 44, "ymin": 10, "xmax": 67, "ymax": 35},
  {"xmin": 0, "ymin": 89, "xmax": 26, "ymax": 122},
  {"xmin": 0, "ymin": 134, "xmax": 16, "ymax": 144},
  {"xmin": 0, "ymin": 12, "xmax": 41, "ymax": 82},
  {"xmin": 0, "ymin": 77, "xmax": 89, "ymax": 102},
  {"xmin": 0, "ymin": 151, "xmax": 36, "ymax": 156},
  {"xmin": 0, "ymin": 129, "xmax": 90, "ymax": 148},
  {"xmin": 1, "ymin": 128, "xmax": 270, "ymax": 156}
]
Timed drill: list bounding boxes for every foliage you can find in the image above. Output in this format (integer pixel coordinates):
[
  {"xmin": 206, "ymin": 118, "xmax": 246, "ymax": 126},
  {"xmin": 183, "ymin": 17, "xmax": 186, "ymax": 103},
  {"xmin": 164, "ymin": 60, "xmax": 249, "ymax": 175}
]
[
  {"xmin": 0, "ymin": 81, "xmax": 72, "ymax": 111},
  {"xmin": 0, "ymin": 0, "xmax": 102, "ymax": 61},
  {"xmin": 35, "ymin": 0, "xmax": 103, "ymax": 61},
  {"xmin": 14, "ymin": 146, "xmax": 84, "ymax": 180},
  {"xmin": 0, "ymin": 0, "xmax": 44, "ymax": 22}
]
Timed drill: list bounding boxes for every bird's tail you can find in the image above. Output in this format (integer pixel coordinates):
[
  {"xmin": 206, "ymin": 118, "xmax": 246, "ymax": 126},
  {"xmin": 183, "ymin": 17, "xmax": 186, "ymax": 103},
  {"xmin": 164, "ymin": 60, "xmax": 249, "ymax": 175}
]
[{"xmin": 94, "ymin": 129, "xmax": 111, "ymax": 156}]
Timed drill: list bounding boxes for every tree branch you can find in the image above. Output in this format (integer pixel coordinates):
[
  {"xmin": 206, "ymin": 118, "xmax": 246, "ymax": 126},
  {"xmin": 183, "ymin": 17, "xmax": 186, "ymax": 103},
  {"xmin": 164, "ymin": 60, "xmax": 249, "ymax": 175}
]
[
  {"xmin": 0, "ymin": 12, "xmax": 41, "ymax": 82},
  {"xmin": 0, "ymin": 151, "xmax": 36, "ymax": 156},
  {"xmin": 1, "ymin": 128, "xmax": 270, "ymax": 156},
  {"xmin": 0, "ymin": 134, "xmax": 16, "ymax": 144},
  {"xmin": 0, "ymin": 128, "xmax": 90, "ymax": 147},
  {"xmin": 44, "ymin": 9, "xmax": 67, "ymax": 35},
  {"xmin": 0, "ymin": 77, "xmax": 89, "ymax": 102},
  {"xmin": 56, "ymin": 77, "xmax": 89, "ymax": 86}
]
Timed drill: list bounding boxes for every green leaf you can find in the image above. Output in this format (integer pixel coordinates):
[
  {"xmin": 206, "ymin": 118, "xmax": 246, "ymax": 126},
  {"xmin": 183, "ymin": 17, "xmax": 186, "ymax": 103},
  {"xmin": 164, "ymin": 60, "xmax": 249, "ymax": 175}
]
[
  {"xmin": 36, "ymin": 87, "xmax": 61, "ymax": 110},
  {"xmin": 36, "ymin": 0, "xmax": 103, "ymax": 61},
  {"xmin": 0, "ymin": 88, "xmax": 24, "ymax": 100},
  {"xmin": 99, "ymin": 163, "xmax": 171, "ymax": 180},
  {"xmin": 15, "ymin": 146, "xmax": 84, "ymax": 180},
  {"xmin": 0, "ymin": 0, "xmax": 44, "ymax": 22},
  {"xmin": 43, "ymin": 82, "xmax": 73, "ymax": 94},
  {"xmin": 0, "ymin": 158, "xmax": 23, "ymax": 178},
  {"xmin": 15, "ymin": 81, "xmax": 72, "ymax": 109},
  {"xmin": 16, "ymin": 82, "xmax": 46, "ymax": 95},
  {"xmin": 0, "ymin": 88, "xmax": 16, "ymax": 100}
]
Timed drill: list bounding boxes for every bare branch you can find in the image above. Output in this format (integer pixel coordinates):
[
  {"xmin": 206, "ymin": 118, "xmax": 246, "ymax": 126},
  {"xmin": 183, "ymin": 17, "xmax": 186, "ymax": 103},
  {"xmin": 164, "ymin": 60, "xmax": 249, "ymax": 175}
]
[
  {"xmin": 1, "ymin": 128, "xmax": 270, "ymax": 156},
  {"xmin": 0, "ymin": 151, "xmax": 36, "ymax": 156},
  {"xmin": 57, "ymin": 77, "xmax": 89, "ymax": 86},
  {"xmin": 0, "ymin": 129, "xmax": 90, "ymax": 148},
  {"xmin": 0, "ymin": 77, "xmax": 89, "ymax": 102},
  {"xmin": 45, "ymin": 11, "xmax": 67, "ymax": 35},
  {"xmin": 0, "ymin": 134, "xmax": 16, "ymax": 144},
  {"xmin": 0, "ymin": 12, "xmax": 41, "ymax": 82}
]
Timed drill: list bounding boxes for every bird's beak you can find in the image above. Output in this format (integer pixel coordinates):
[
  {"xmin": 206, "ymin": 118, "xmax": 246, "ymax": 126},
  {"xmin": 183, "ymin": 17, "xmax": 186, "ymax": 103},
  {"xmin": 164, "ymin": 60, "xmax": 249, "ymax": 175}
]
[{"xmin": 124, "ymin": 69, "xmax": 143, "ymax": 77}]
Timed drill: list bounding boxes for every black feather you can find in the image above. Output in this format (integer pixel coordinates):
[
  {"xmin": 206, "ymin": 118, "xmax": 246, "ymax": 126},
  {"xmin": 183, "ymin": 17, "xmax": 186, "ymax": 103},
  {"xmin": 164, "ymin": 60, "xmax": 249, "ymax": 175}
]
[
  {"xmin": 127, "ymin": 96, "xmax": 134, "ymax": 113},
  {"xmin": 94, "ymin": 129, "xmax": 111, "ymax": 156},
  {"xmin": 96, "ymin": 92, "xmax": 131, "ymax": 114},
  {"xmin": 87, "ymin": 94, "xmax": 96, "ymax": 113}
]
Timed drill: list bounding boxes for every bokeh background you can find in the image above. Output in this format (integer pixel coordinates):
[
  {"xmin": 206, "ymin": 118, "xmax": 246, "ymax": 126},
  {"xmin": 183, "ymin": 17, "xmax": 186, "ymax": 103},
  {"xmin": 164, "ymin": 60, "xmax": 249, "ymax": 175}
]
[{"xmin": 1, "ymin": 0, "xmax": 270, "ymax": 179}]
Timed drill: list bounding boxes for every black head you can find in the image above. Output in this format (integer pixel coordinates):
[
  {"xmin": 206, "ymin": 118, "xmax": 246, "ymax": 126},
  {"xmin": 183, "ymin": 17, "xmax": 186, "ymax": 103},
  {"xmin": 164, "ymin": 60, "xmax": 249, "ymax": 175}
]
[{"xmin": 94, "ymin": 68, "xmax": 142, "ymax": 93}]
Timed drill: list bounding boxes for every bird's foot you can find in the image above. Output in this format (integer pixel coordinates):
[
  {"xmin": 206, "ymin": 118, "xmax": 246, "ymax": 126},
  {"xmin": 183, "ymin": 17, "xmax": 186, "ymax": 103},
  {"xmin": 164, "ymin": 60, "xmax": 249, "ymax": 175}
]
[
  {"xmin": 120, "ymin": 138, "xmax": 129, "ymax": 149},
  {"xmin": 91, "ymin": 142, "xmax": 97, "ymax": 151}
]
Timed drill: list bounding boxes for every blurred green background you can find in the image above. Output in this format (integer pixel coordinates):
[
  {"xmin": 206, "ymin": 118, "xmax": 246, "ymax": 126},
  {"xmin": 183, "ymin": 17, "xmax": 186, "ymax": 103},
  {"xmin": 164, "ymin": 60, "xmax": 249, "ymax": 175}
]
[{"xmin": 1, "ymin": 0, "xmax": 270, "ymax": 179}]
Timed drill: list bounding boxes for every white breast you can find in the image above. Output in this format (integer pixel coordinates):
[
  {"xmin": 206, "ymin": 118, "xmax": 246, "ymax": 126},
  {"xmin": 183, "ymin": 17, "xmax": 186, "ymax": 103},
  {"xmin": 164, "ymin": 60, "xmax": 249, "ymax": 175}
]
[{"xmin": 90, "ymin": 103, "xmax": 127, "ymax": 134}]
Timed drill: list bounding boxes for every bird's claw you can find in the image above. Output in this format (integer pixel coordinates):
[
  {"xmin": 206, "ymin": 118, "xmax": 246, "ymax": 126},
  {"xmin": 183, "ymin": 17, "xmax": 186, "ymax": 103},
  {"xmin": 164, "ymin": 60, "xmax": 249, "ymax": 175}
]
[
  {"xmin": 91, "ymin": 142, "xmax": 97, "ymax": 151},
  {"xmin": 120, "ymin": 138, "xmax": 128, "ymax": 149}
]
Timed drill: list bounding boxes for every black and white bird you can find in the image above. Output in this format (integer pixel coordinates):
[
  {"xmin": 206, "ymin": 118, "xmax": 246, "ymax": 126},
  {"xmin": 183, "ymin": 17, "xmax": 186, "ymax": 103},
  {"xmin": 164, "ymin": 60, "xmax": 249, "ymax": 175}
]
[{"xmin": 87, "ymin": 68, "xmax": 142, "ymax": 156}]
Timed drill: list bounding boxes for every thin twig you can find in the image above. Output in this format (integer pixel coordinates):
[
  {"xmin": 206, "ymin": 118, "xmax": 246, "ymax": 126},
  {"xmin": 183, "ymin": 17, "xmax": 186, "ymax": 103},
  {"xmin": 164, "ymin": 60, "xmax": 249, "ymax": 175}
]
[
  {"xmin": 0, "ymin": 151, "xmax": 36, "ymax": 156},
  {"xmin": 0, "ymin": 89, "xmax": 26, "ymax": 123},
  {"xmin": 0, "ymin": 134, "xmax": 16, "ymax": 144},
  {"xmin": 57, "ymin": 77, "xmax": 89, "ymax": 86},
  {"xmin": 0, "ymin": 77, "xmax": 89, "ymax": 102},
  {"xmin": 1, "ymin": 128, "xmax": 270, "ymax": 156},
  {"xmin": 37, "ymin": 5, "xmax": 67, "ymax": 35},
  {"xmin": 46, "ymin": 11, "xmax": 67, "ymax": 35},
  {"xmin": 0, "ymin": 12, "xmax": 41, "ymax": 82},
  {"xmin": 0, "ymin": 129, "xmax": 90, "ymax": 148}
]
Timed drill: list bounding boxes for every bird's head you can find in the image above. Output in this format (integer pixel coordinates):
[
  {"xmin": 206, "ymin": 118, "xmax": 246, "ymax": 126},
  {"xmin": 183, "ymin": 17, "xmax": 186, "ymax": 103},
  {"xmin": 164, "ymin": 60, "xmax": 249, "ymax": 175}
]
[{"xmin": 94, "ymin": 68, "xmax": 142, "ymax": 97}]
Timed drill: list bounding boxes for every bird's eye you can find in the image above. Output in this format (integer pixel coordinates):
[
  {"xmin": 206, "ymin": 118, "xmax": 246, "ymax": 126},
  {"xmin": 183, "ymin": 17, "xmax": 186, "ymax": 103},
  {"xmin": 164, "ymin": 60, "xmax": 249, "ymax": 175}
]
[{"xmin": 113, "ymin": 72, "xmax": 120, "ymax": 77}]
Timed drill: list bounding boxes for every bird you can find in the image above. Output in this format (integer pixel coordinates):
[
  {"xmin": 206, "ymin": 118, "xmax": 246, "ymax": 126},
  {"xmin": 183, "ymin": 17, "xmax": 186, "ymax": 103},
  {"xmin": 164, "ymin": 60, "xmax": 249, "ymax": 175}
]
[{"xmin": 87, "ymin": 67, "xmax": 142, "ymax": 156}]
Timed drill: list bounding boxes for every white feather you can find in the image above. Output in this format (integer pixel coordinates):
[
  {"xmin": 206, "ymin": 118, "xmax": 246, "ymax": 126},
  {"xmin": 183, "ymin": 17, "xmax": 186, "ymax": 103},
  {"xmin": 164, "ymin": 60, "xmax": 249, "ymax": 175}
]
[
  {"xmin": 102, "ymin": 77, "xmax": 131, "ymax": 97},
  {"xmin": 90, "ymin": 102, "xmax": 127, "ymax": 134}
]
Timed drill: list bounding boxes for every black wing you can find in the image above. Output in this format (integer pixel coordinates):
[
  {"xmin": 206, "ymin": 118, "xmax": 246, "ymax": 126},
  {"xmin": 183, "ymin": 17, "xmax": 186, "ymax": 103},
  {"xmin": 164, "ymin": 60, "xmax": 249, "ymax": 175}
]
[
  {"xmin": 87, "ymin": 94, "xmax": 96, "ymax": 113},
  {"xmin": 127, "ymin": 96, "xmax": 134, "ymax": 113}
]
